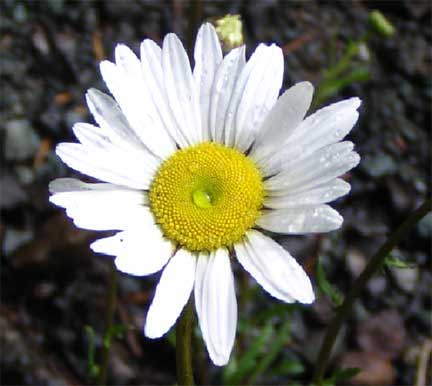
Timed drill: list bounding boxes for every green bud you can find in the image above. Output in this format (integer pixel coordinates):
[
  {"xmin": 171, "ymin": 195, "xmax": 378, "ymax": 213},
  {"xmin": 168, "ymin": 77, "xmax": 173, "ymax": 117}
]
[
  {"xmin": 369, "ymin": 10, "xmax": 395, "ymax": 37},
  {"xmin": 215, "ymin": 14, "xmax": 244, "ymax": 50}
]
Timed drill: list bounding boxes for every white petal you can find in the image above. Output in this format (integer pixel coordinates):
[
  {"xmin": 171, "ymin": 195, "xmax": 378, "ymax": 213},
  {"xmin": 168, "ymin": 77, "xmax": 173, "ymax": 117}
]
[
  {"xmin": 265, "ymin": 141, "xmax": 360, "ymax": 192},
  {"xmin": 194, "ymin": 248, "xmax": 237, "ymax": 366},
  {"xmin": 99, "ymin": 48, "xmax": 176, "ymax": 159},
  {"xmin": 91, "ymin": 219, "xmax": 174, "ymax": 276},
  {"xmin": 289, "ymin": 97, "xmax": 361, "ymax": 147},
  {"xmin": 55, "ymin": 142, "xmax": 159, "ymax": 190},
  {"xmin": 193, "ymin": 23, "xmax": 223, "ymax": 141},
  {"xmin": 140, "ymin": 39, "xmax": 190, "ymax": 149},
  {"xmin": 145, "ymin": 249, "xmax": 196, "ymax": 338},
  {"xmin": 72, "ymin": 122, "xmax": 116, "ymax": 152},
  {"xmin": 264, "ymin": 179, "xmax": 351, "ymax": 208},
  {"xmin": 256, "ymin": 205, "xmax": 343, "ymax": 234},
  {"xmin": 234, "ymin": 45, "xmax": 284, "ymax": 152},
  {"xmin": 260, "ymin": 97, "xmax": 361, "ymax": 176},
  {"xmin": 209, "ymin": 46, "xmax": 246, "ymax": 143},
  {"xmin": 72, "ymin": 121, "xmax": 108, "ymax": 149},
  {"xmin": 235, "ymin": 230, "xmax": 314, "ymax": 303},
  {"xmin": 224, "ymin": 44, "xmax": 283, "ymax": 151},
  {"xmin": 250, "ymin": 82, "xmax": 314, "ymax": 165},
  {"xmin": 72, "ymin": 121, "xmax": 157, "ymax": 179},
  {"xmin": 140, "ymin": 39, "xmax": 163, "ymax": 84},
  {"xmin": 57, "ymin": 204, "xmax": 149, "ymax": 231},
  {"xmin": 49, "ymin": 177, "xmax": 147, "ymax": 200},
  {"xmin": 85, "ymin": 89, "xmax": 145, "ymax": 151},
  {"xmin": 49, "ymin": 177, "xmax": 113, "ymax": 193},
  {"xmin": 113, "ymin": 45, "xmax": 178, "ymax": 157},
  {"xmin": 163, "ymin": 34, "xmax": 202, "ymax": 146},
  {"xmin": 50, "ymin": 181, "xmax": 149, "ymax": 231}
]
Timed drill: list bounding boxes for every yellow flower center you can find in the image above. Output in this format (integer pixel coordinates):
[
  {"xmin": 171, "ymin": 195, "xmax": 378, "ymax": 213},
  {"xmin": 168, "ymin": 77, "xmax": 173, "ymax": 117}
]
[{"xmin": 149, "ymin": 142, "xmax": 264, "ymax": 252}]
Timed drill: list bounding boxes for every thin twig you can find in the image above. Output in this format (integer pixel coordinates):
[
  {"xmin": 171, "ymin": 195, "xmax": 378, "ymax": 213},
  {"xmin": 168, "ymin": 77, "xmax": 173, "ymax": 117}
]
[
  {"xmin": 98, "ymin": 259, "xmax": 118, "ymax": 385},
  {"xmin": 313, "ymin": 198, "xmax": 431, "ymax": 384},
  {"xmin": 282, "ymin": 31, "xmax": 317, "ymax": 55},
  {"xmin": 176, "ymin": 298, "xmax": 195, "ymax": 386}
]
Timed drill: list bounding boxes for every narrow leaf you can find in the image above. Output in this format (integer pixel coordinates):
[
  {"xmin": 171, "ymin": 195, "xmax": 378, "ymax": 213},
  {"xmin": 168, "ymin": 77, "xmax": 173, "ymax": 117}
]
[{"xmin": 316, "ymin": 257, "xmax": 344, "ymax": 307}]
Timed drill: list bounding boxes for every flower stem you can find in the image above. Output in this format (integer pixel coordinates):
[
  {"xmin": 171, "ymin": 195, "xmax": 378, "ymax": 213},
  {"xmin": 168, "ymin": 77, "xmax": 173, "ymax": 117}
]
[
  {"xmin": 313, "ymin": 198, "xmax": 431, "ymax": 385},
  {"xmin": 98, "ymin": 259, "xmax": 118, "ymax": 386},
  {"xmin": 176, "ymin": 298, "xmax": 195, "ymax": 386}
]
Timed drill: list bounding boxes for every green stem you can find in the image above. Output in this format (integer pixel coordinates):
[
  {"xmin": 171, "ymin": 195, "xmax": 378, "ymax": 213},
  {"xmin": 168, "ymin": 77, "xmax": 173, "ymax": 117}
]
[
  {"xmin": 176, "ymin": 298, "xmax": 195, "ymax": 386},
  {"xmin": 313, "ymin": 198, "xmax": 431, "ymax": 385},
  {"xmin": 98, "ymin": 259, "xmax": 118, "ymax": 386}
]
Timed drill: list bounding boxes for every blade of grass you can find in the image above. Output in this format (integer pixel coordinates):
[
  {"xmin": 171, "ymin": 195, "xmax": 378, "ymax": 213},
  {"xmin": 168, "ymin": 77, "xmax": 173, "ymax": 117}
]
[
  {"xmin": 247, "ymin": 317, "xmax": 292, "ymax": 385},
  {"xmin": 223, "ymin": 319, "xmax": 273, "ymax": 385}
]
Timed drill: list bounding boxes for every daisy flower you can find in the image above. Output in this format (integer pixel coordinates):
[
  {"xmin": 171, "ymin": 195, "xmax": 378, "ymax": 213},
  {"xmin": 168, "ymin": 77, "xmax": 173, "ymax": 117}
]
[{"xmin": 49, "ymin": 23, "xmax": 360, "ymax": 366}]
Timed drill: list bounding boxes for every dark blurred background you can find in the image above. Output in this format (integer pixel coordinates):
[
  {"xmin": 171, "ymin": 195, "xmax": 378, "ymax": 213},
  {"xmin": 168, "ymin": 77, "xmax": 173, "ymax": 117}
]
[{"xmin": 1, "ymin": 1, "xmax": 431, "ymax": 385}]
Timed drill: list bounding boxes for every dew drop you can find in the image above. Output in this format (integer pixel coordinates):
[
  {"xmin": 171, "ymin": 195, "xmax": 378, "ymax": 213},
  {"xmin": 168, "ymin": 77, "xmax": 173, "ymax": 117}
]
[
  {"xmin": 334, "ymin": 128, "xmax": 343, "ymax": 138},
  {"xmin": 192, "ymin": 189, "xmax": 212, "ymax": 209}
]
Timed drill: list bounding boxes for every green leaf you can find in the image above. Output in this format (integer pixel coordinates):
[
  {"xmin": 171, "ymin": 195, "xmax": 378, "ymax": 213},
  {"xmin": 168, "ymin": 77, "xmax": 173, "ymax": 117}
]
[
  {"xmin": 88, "ymin": 363, "xmax": 100, "ymax": 379},
  {"xmin": 247, "ymin": 318, "xmax": 292, "ymax": 385},
  {"xmin": 253, "ymin": 302, "xmax": 294, "ymax": 323},
  {"xmin": 384, "ymin": 254, "xmax": 416, "ymax": 269},
  {"xmin": 223, "ymin": 320, "xmax": 273, "ymax": 385},
  {"xmin": 328, "ymin": 367, "xmax": 361, "ymax": 383},
  {"xmin": 270, "ymin": 358, "xmax": 305, "ymax": 376},
  {"xmin": 316, "ymin": 257, "xmax": 344, "ymax": 307},
  {"xmin": 318, "ymin": 366, "xmax": 362, "ymax": 385},
  {"xmin": 103, "ymin": 323, "xmax": 127, "ymax": 348},
  {"xmin": 314, "ymin": 66, "xmax": 370, "ymax": 107},
  {"xmin": 166, "ymin": 328, "xmax": 176, "ymax": 347},
  {"xmin": 323, "ymin": 41, "xmax": 360, "ymax": 79},
  {"xmin": 85, "ymin": 325, "xmax": 100, "ymax": 379}
]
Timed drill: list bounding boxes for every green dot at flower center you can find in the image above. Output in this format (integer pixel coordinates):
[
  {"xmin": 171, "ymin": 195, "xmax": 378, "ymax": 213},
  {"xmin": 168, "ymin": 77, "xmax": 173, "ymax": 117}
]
[{"xmin": 192, "ymin": 189, "xmax": 213, "ymax": 208}]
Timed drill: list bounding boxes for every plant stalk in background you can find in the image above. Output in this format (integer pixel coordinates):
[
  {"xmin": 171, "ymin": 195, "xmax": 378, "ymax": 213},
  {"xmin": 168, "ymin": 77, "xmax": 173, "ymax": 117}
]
[
  {"xmin": 98, "ymin": 260, "xmax": 118, "ymax": 385},
  {"xmin": 313, "ymin": 198, "xmax": 431, "ymax": 384}
]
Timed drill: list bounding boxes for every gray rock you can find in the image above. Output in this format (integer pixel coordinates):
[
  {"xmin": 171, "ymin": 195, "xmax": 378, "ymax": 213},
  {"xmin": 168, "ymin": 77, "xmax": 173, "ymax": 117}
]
[
  {"xmin": 390, "ymin": 265, "xmax": 419, "ymax": 292},
  {"xmin": 4, "ymin": 119, "xmax": 40, "ymax": 160}
]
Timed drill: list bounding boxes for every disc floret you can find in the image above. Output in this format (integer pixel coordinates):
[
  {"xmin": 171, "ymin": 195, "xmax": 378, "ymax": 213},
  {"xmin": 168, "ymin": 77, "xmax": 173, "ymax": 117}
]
[{"xmin": 149, "ymin": 142, "xmax": 264, "ymax": 251}]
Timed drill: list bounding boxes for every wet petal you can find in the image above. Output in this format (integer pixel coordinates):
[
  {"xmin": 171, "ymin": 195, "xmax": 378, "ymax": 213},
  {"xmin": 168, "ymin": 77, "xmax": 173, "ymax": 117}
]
[
  {"xmin": 194, "ymin": 248, "xmax": 237, "ymax": 366},
  {"xmin": 144, "ymin": 249, "xmax": 196, "ymax": 338},
  {"xmin": 235, "ymin": 230, "xmax": 314, "ymax": 303}
]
